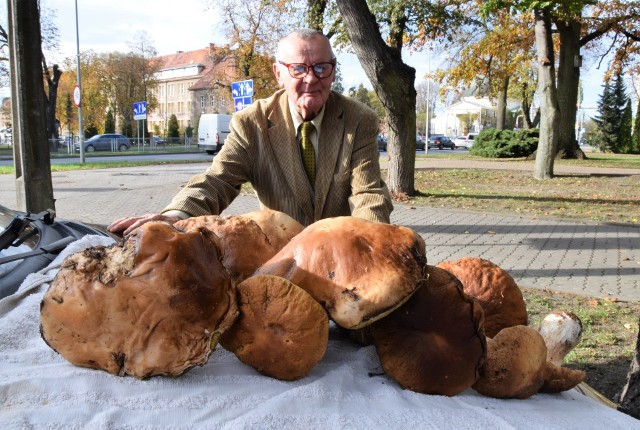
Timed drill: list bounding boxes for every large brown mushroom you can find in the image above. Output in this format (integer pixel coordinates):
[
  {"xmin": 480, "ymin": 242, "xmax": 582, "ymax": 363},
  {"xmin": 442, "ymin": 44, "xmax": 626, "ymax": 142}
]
[
  {"xmin": 472, "ymin": 325, "xmax": 548, "ymax": 399},
  {"xmin": 40, "ymin": 221, "xmax": 238, "ymax": 379},
  {"xmin": 256, "ymin": 216, "xmax": 427, "ymax": 329},
  {"xmin": 472, "ymin": 324, "xmax": 586, "ymax": 399},
  {"xmin": 241, "ymin": 209, "xmax": 304, "ymax": 252},
  {"xmin": 175, "ymin": 214, "xmax": 279, "ymax": 285},
  {"xmin": 437, "ymin": 257, "xmax": 528, "ymax": 338},
  {"xmin": 220, "ymin": 274, "xmax": 329, "ymax": 381},
  {"xmin": 373, "ymin": 265, "xmax": 486, "ymax": 396}
]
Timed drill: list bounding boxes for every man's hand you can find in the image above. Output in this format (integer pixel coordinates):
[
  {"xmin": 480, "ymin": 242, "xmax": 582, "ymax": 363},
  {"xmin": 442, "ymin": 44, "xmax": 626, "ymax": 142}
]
[{"xmin": 108, "ymin": 213, "xmax": 184, "ymax": 237}]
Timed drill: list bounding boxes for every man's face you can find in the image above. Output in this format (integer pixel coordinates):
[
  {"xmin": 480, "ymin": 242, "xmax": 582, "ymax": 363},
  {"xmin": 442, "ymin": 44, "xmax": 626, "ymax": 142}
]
[{"xmin": 273, "ymin": 35, "xmax": 335, "ymax": 120}]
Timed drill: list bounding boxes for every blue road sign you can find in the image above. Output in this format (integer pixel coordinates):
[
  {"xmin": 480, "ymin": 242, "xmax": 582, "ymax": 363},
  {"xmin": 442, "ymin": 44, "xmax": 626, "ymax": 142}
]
[
  {"xmin": 234, "ymin": 97, "xmax": 252, "ymax": 112},
  {"xmin": 231, "ymin": 80, "xmax": 254, "ymax": 98},
  {"xmin": 133, "ymin": 101, "xmax": 147, "ymax": 120}
]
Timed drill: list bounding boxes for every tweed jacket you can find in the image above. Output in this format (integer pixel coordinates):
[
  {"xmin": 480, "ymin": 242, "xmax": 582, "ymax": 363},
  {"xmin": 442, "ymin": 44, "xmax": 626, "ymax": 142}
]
[{"xmin": 162, "ymin": 89, "xmax": 393, "ymax": 226}]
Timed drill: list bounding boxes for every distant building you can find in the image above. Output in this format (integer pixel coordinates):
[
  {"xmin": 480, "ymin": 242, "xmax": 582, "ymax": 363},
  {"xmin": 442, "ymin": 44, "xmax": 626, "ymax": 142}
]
[
  {"xmin": 147, "ymin": 44, "xmax": 238, "ymax": 137},
  {"xmin": 432, "ymin": 97, "xmax": 498, "ymax": 136}
]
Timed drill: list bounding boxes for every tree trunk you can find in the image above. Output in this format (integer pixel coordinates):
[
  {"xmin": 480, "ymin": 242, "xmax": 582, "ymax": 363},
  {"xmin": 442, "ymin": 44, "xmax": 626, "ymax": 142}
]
[
  {"xmin": 555, "ymin": 17, "xmax": 586, "ymax": 160},
  {"xmin": 533, "ymin": 8, "xmax": 559, "ymax": 180},
  {"xmin": 44, "ymin": 60, "xmax": 62, "ymax": 151},
  {"xmin": 7, "ymin": 0, "xmax": 55, "ymax": 212},
  {"xmin": 336, "ymin": 0, "xmax": 416, "ymax": 197},
  {"xmin": 618, "ymin": 317, "xmax": 640, "ymax": 419},
  {"xmin": 496, "ymin": 76, "xmax": 508, "ymax": 130}
]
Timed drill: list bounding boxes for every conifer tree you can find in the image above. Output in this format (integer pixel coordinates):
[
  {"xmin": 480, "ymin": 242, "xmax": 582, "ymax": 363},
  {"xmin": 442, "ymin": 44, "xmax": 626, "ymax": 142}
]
[
  {"xmin": 593, "ymin": 81, "xmax": 617, "ymax": 152},
  {"xmin": 104, "ymin": 109, "xmax": 115, "ymax": 134},
  {"xmin": 168, "ymin": 114, "xmax": 180, "ymax": 138},
  {"xmin": 620, "ymin": 98, "xmax": 633, "ymax": 153},
  {"xmin": 594, "ymin": 72, "xmax": 628, "ymax": 152},
  {"xmin": 633, "ymin": 98, "xmax": 640, "ymax": 154}
]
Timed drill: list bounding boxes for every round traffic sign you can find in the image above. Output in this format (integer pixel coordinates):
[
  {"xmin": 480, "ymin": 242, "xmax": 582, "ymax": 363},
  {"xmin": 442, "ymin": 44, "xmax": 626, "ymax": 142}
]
[{"xmin": 73, "ymin": 84, "xmax": 81, "ymax": 107}]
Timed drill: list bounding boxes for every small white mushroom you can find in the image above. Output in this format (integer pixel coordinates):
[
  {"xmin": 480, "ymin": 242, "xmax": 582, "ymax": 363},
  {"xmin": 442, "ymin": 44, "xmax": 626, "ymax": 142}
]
[{"xmin": 538, "ymin": 311, "xmax": 583, "ymax": 366}]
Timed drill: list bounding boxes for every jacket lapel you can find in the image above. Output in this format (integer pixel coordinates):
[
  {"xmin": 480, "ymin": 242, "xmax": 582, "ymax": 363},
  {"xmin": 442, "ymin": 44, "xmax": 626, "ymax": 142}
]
[
  {"xmin": 266, "ymin": 91, "xmax": 315, "ymax": 221},
  {"xmin": 315, "ymin": 93, "xmax": 344, "ymax": 219}
]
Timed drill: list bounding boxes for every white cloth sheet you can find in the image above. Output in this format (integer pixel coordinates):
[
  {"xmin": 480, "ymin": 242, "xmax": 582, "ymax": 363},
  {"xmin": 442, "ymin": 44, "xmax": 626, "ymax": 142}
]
[{"xmin": 0, "ymin": 236, "xmax": 638, "ymax": 429}]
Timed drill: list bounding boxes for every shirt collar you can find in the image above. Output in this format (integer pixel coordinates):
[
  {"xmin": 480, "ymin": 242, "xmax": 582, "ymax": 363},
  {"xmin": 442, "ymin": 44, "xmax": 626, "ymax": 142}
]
[{"xmin": 288, "ymin": 99, "xmax": 325, "ymax": 135}]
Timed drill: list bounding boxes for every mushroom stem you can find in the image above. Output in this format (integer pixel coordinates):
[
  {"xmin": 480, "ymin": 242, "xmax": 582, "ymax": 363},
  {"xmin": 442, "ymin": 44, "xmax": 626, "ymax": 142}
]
[{"xmin": 538, "ymin": 311, "xmax": 583, "ymax": 367}]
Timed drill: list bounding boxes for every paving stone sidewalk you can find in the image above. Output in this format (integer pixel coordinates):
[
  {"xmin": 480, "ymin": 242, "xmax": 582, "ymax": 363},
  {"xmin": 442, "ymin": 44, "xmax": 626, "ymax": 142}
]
[{"xmin": 1, "ymin": 161, "xmax": 638, "ymax": 301}]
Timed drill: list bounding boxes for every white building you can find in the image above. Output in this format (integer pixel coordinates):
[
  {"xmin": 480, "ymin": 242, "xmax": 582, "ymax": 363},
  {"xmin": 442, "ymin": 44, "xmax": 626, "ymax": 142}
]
[{"xmin": 432, "ymin": 97, "xmax": 498, "ymax": 136}]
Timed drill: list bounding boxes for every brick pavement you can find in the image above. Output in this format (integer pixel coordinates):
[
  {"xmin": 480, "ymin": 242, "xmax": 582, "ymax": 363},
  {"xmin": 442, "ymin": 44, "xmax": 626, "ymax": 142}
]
[{"xmin": 1, "ymin": 161, "xmax": 638, "ymax": 301}]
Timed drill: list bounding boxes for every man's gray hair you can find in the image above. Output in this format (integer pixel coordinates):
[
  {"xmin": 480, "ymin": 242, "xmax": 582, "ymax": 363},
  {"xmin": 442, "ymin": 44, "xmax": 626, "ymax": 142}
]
[{"xmin": 275, "ymin": 29, "xmax": 335, "ymax": 62}]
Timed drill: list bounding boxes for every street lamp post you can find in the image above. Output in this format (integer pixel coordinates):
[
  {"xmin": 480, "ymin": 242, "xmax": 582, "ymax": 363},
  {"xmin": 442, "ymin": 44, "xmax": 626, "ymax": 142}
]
[{"xmin": 74, "ymin": 0, "xmax": 85, "ymax": 163}]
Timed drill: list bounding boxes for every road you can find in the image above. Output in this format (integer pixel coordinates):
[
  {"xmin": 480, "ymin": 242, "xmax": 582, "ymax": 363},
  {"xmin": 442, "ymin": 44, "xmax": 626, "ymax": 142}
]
[{"xmin": 0, "ymin": 151, "xmax": 212, "ymax": 166}]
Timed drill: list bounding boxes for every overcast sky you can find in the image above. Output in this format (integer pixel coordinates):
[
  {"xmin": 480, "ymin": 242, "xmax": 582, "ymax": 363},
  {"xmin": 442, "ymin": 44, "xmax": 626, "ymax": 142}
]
[{"xmin": 2, "ymin": 0, "xmax": 604, "ymax": 109}]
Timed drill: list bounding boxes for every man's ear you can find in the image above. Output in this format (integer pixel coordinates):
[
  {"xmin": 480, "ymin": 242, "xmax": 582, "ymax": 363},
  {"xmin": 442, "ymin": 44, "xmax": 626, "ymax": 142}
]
[{"xmin": 273, "ymin": 63, "xmax": 284, "ymax": 86}]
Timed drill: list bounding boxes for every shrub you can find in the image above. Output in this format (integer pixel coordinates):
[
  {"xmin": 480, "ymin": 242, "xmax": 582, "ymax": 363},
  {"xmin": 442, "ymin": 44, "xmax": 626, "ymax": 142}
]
[{"xmin": 469, "ymin": 128, "xmax": 538, "ymax": 158}]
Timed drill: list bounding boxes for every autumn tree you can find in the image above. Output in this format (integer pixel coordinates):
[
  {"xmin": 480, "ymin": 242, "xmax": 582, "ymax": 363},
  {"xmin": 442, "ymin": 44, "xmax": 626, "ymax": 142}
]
[
  {"xmin": 58, "ymin": 50, "xmax": 110, "ymax": 136},
  {"xmin": 335, "ymin": 0, "xmax": 468, "ymax": 196},
  {"xmin": 437, "ymin": 4, "xmax": 535, "ymax": 131},
  {"xmin": 482, "ymin": 0, "xmax": 640, "ymax": 179},
  {"xmin": 206, "ymin": 0, "xmax": 293, "ymax": 99}
]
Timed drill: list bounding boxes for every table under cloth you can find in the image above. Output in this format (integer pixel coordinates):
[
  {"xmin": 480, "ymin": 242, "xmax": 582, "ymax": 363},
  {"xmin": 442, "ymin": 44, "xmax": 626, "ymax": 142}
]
[{"xmin": 0, "ymin": 235, "xmax": 637, "ymax": 429}]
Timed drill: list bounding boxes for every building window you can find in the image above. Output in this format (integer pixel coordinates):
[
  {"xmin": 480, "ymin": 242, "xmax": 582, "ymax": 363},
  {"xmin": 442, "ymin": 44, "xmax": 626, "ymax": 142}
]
[
  {"xmin": 210, "ymin": 96, "xmax": 215, "ymax": 107},
  {"xmin": 200, "ymin": 96, "xmax": 205, "ymax": 108},
  {"xmin": 178, "ymin": 83, "xmax": 184, "ymax": 95},
  {"xmin": 168, "ymin": 84, "xmax": 174, "ymax": 97},
  {"xmin": 178, "ymin": 102, "xmax": 182, "ymax": 114},
  {"xmin": 160, "ymin": 86, "xmax": 165, "ymax": 97}
]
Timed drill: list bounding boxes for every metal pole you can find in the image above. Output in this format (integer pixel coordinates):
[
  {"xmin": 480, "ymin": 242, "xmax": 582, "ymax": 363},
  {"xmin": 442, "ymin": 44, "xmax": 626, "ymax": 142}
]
[{"xmin": 75, "ymin": 0, "xmax": 85, "ymax": 163}]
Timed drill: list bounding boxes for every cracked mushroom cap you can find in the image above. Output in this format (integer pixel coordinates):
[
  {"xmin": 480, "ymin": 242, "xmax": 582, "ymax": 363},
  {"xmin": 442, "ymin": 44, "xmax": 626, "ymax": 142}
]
[
  {"xmin": 40, "ymin": 221, "xmax": 238, "ymax": 379},
  {"xmin": 220, "ymin": 274, "xmax": 329, "ymax": 381},
  {"xmin": 175, "ymin": 214, "xmax": 281, "ymax": 285},
  {"xmin": 373, "ymin": 265, "xmax": 486, "ymax": 396},
  {"xmin": 437, "ymin": 257, "xmax": 528, "ymax": 338},
  {"xmin": 256, "ymin": 216, "xmax": 427, "ymax": 330}
]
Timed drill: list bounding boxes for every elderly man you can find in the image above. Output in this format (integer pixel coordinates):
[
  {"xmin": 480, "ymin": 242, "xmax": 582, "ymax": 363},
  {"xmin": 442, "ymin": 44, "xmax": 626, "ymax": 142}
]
[{"xmin": 109, "ymin": 29, "xmax": 392, "ymax": 235}]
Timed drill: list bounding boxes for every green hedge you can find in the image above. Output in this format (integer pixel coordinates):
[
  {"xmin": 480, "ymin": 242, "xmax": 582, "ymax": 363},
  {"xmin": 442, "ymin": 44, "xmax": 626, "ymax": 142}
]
[{"xmin": 469, "ymin": 128, "xmax": 539, "ymax": 158}]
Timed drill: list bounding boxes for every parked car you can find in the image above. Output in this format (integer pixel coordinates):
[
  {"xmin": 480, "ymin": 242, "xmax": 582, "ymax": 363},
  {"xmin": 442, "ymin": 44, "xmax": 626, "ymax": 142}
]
[
  {"xmin": 455, "ymin": 132, "xmax": 478, "ymax": 149},
  {"xmin": 148, "ymin": 136, "xmax": 167, "ymax": 146},
  {"xmin": 377, "ymin": 134, "xmax": 387, "ymax": 152},
  {"xmin": 416, "ymin": 137, "xmax": 426, "ymax": 151},
  {"xmin": 75, "ymin": 134, "xmax": 130, "ymax": 152},
  {"xmin": 428, "ymin": 134, "xmax": 456, "ymax": 150},
  {"xmin": 0, "ymin": 204, "xmax": 113, "ymax": 299},
  {"xmin": 453, "ymin": 135, "xmax": 467, "ymax": 148}
]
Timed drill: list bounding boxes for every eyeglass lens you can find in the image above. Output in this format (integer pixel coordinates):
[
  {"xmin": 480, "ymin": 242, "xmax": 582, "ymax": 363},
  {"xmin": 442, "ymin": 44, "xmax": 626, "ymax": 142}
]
[{"xmin": 288, "ymin": 63, "xmax": 334, "ymax": 78}]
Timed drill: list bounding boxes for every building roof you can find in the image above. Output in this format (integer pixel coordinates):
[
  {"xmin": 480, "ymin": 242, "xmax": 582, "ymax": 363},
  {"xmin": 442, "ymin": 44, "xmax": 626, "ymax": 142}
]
[
  {"xmin": 152, "ymin": 44, "xmax": 237, "ymax": 91},
  {"xmin": 155, "ymin": 47, "xmax": 211, "ymax": 70}
]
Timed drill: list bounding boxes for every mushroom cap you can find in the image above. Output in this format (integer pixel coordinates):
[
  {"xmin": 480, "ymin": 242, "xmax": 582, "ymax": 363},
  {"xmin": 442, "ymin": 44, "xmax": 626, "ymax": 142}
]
[
  {"xmin": 40, "ymin": 222, "xmax": 238, "ymax": 378},
  {"xmin": 220, "ymin": 274, "xmax": 329, "ymax": 381},
  {"xmin": 256, "ymin": 216, "xmax": 427, "ymax": 329},
  {"xmin": 175, "ymin": 214, "xmax": 278, "ymax": 285},
  {"xmin": 437, "ymin": 257, "xmax": 528, "ymax": 338},
  {"xmin": 373, "ymin": 265, "xmax": 486, "ymax": 396},
  {"xmin": 241, "ymin": 209, "xmax": 304, "ymax": 252},
  {"xmin": 538, "ymin": 311, "xmax": 583, "ymax": 366},
  {"xmin": 472, "ymin": 325, "xmax": 547, "ymax": 399}
]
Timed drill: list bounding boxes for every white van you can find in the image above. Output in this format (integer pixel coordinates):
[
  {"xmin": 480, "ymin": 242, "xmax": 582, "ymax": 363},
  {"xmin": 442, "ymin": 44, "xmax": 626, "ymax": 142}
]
[{"xmin": 197, "ymin": 114, "xmax": 232, "ymax": 155}]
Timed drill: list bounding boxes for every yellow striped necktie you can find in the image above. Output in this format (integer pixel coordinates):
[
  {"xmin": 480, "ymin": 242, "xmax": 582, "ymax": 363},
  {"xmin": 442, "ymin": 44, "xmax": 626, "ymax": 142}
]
[{"xmin": 299, "ymin": 121, "xmax": 316, "ymax": 185}]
